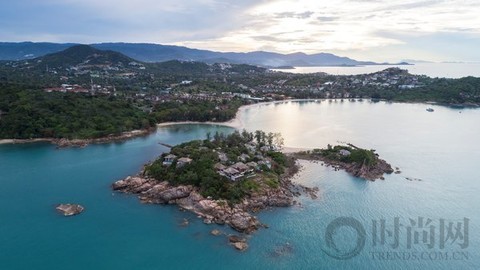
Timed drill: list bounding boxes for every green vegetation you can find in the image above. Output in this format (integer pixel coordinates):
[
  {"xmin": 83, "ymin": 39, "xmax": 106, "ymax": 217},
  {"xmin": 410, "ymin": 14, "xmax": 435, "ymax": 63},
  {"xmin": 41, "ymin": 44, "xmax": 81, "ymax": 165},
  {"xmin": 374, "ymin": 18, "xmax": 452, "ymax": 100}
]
[
  {"xmin": 311, "ymin": 144, "xmax": 378, "ymax": 166},
  {"xmin": 144, "ymin": 130, "xmax": 289, "ymax": 203},
  {"xmin": 394, "ymin": 77, "xmax": 480, "ymax": 104},
  {"xmin": 0, "ymin": 84, "xmax": 155, "ymax": 139},
  {"xmin": 153, "ymin": 99, "xmax": 245, "ymax": 122},
  {"xmin": 0, "ymin": 83, "xmax": 248, "ymax": 139}
]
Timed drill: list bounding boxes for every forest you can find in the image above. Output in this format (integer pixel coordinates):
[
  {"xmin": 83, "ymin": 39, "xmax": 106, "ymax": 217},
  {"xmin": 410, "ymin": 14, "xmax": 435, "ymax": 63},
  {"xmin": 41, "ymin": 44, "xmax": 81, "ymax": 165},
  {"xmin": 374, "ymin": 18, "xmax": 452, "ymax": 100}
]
[
  {"xmin": 0, "ymin": 83, "xmax": 155, "ymax": 139},
  {"xmin": 0, "ymin": 83, "xmax": 245, "ymax": 139}
]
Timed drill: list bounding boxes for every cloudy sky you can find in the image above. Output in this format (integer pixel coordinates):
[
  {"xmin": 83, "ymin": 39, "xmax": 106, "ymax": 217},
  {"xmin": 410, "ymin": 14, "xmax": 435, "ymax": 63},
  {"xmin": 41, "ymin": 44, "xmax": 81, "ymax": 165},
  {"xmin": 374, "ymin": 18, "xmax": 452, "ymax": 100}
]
[{"xmin": 1, "ymin": 0, "xmax": 479, "ymax": 62}]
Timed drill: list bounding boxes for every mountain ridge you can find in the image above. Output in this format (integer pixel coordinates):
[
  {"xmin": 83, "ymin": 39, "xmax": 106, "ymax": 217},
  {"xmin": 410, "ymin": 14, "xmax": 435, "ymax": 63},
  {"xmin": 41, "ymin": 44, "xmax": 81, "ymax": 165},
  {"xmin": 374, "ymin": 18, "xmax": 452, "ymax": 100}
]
[{"xmin": 0, "ymin": 41, "xmax": 408, "ymax": 67}]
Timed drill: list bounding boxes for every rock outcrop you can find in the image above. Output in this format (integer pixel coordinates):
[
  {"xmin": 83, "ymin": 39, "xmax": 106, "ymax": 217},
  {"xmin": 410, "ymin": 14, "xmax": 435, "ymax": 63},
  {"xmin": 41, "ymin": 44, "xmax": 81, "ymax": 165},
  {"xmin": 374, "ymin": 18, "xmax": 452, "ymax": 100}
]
[
  {"xmin": 229, "ymin": 235, "xmax": 248, "ymax": 251},
  {"xmin": 54, "ymin": 129, "xmax": 153, "ymax": 148},
  {"xmin": 291, "ymin": 150, "xmax": 395, "ymax": 181},
  {"xmin": 344, "ymin": 158, "xmax": 394, "ymax": 180},
  {"xmin": 211, "ymin": 229, "xmax": 222, "ymax": 236},
  {"xmin": 112, "ymin": 176, "xmax": 264, "ymax": 234},
  {"xmin": 56, "ymin": 204, "xmax": 84, "ymax": 216}
]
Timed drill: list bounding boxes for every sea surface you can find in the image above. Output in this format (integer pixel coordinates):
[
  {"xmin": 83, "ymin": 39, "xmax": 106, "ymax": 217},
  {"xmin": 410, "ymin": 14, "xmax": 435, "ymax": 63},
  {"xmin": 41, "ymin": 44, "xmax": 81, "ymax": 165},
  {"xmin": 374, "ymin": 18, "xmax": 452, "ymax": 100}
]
[
  {"xmin": 272, "ymin": 62, "xmax": 480, "ymax": 78},
  {"xmin": 1, "ymin": 100, "xmax": 479, "ymax": 269}
]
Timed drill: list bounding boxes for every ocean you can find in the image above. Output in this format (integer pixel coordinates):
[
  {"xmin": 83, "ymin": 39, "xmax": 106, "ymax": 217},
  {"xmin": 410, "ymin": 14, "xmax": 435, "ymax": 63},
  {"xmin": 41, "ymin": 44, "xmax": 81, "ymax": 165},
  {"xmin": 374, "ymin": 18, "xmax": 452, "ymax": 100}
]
[
  {"xmin": 1, "ymin": 100, "xmax": 479, "ymax": 269},
  {"xmin": 272, "ymin": 62, "xmax": 480, "ymax": 78}
]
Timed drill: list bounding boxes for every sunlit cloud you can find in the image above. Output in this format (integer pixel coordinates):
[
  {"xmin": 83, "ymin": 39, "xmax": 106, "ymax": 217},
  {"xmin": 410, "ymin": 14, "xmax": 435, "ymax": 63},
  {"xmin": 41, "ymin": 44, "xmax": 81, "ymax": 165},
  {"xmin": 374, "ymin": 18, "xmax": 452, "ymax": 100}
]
[{"xmin": 1, "ymin": 0, "xmax": 479, "ymax": 61}]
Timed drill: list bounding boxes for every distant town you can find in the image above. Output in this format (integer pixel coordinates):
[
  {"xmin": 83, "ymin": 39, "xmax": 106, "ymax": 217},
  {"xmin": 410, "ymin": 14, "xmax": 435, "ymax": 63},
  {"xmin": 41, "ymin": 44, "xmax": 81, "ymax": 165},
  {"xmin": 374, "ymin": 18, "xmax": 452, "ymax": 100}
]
[{"xmin": 1, "ymin": 45, "xmax": 479, "ymax": 141}]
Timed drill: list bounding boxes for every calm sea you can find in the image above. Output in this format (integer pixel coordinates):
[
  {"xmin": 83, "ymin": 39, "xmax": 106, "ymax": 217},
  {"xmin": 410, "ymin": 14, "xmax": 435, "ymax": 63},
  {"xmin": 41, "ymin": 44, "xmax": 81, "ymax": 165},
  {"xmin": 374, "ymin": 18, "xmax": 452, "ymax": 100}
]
[
  {"xmin": 272, "ymin": 63, "xmax": 480, "ymax": 78},
  {"xmin": 1, "ymin": 100, "xmax": 479, "ymax": 269}
]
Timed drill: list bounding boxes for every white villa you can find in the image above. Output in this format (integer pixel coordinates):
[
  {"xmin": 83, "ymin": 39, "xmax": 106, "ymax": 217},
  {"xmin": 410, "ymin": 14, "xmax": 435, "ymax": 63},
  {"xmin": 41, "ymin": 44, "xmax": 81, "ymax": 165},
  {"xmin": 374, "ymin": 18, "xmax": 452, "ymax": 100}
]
[{"xmin": 163, "ymin": 154, "xmax": 177, "ymax": 166}]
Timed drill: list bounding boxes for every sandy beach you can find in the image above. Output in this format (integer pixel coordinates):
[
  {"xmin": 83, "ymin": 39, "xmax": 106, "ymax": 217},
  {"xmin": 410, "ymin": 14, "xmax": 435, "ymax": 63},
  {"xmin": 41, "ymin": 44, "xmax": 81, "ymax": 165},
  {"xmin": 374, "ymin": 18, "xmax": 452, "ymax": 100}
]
[
  {"xmin": 0, "ymin": 138, "xmax": 54, "ymax": 145},
  {"xmin": 155, "ymin": 102, "xmax": 268, "ymax": 130},
  {"xmin": 0, "ymin": 100, "xmax": 308, "ymax": 146}
]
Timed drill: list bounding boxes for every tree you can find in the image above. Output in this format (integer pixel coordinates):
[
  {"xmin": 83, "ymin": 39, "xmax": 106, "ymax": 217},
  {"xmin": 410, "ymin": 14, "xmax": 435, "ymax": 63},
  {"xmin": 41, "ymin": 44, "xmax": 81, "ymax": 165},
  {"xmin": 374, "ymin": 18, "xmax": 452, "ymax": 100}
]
[{"xmin": 273, "ymin": 132, "xmax": 284, "ymax": 149}]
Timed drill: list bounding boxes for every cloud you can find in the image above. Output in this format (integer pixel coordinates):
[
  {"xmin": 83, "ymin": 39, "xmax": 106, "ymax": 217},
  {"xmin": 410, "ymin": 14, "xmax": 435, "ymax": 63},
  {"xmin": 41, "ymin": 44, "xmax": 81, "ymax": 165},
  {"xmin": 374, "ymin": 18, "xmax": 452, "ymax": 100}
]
[
  {"xmin": 0, "ymin": 0, "xmax": 479, "ymax": 61},
  {"xmin": 275, "ymin": 11, "xmax": 314, "ymax": 19},
  {"xmin": 317, "ymin": 16, "xmax": 339, "ymax": 22},
  {"xmin": 0, "ymin": 0, "xmax": 270, "ymax": 42}
]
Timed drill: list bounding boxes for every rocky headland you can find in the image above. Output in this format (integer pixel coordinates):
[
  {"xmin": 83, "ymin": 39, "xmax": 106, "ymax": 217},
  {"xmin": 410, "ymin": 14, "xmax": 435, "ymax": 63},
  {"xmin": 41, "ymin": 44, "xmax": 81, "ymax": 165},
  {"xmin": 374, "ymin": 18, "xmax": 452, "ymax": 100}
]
[
  {"xmin": 112, "ymin": 173, "xmax": 303, "ymax": 235},
  {"xmin": 291, "ymin": 144, "xmax": 396, "ymax": 181}
]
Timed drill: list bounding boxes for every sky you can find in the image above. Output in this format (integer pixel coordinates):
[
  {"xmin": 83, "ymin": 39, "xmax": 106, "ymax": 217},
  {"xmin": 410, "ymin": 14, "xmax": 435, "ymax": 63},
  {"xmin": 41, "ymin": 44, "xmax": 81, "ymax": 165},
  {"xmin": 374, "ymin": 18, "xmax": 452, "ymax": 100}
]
[{"xmin": 1, "ymin": 0, "xmax": 480, "ymax": 62}]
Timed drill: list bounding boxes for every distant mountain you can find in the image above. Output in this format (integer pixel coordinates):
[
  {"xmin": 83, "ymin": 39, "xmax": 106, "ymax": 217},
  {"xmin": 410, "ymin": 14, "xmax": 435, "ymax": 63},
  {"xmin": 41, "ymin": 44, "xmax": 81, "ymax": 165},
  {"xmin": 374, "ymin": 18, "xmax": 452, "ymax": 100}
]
[
  {"xmin": 401, "ymin": 59, "xmax": 434, "ymax": 64},
  {"xmin": 0, "ymin": 42, "xmax": 74, "ymax": 60},
  {"xmin": 4, "ymin": 45, "xmax": 266, "ymax": 78},
  {"xmin": 0, "ymin": 42, "xmax": 404, "ymax": 67}
]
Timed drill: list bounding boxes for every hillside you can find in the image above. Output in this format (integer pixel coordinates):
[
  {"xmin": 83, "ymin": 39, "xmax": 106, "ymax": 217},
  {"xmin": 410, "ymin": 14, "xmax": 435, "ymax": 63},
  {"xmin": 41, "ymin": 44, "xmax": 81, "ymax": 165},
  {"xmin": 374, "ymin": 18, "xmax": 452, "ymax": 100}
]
[
  {"xmin": 34, "ymin": 44, "xmax": 139, "ymax": 69},
  {"xmin": 0, "ymin": 45, "xmax": 267, "ymax": 87},
  {"xmin": 0, "ymin": 42, "xmax": 401, "ymax": 67}
]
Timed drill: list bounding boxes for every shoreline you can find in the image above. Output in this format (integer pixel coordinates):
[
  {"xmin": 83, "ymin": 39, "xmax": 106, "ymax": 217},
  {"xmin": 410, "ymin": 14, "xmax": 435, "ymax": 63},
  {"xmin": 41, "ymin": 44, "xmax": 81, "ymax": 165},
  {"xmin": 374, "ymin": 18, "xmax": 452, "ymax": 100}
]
[
  {"xmin": 2, "ymin": 98, "xmax": 477, "ymax": 147},
  {"xmin": 0, "ymin": 129, "xmax": 153, "ymax": 147},
  {"xmin": 289, "ymin": 147, "xmax": 396, "ymax": 181}
]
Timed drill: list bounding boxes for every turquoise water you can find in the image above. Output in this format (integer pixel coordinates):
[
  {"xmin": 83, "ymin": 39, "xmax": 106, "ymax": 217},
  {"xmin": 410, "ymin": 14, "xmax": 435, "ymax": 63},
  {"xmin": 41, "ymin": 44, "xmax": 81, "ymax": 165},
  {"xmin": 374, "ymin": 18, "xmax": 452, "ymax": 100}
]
[{"xmin": 1, "ymin": 101, "xmax": 479, "ymax": 269}]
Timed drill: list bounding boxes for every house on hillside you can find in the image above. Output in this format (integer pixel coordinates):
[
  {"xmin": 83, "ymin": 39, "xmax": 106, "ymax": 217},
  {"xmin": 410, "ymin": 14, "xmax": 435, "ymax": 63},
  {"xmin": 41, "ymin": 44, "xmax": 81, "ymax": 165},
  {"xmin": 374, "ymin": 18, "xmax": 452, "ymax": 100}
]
[
  {"xmin": 177, "ymin": 157, "xmax": 193, "ymax": 168},
  {"xmin": 163, "ymin": 154, "xmax": 177, "ymax": 166},
  {"xmin": 231, "ymin": 162, "xmax": 251, "ymax": 173},
  {"xmin": 221, "ymin": 167, "xmax": 242, "ymax": 181},
  {"xmin": 218, "ymin": 152, "xmax": 229, "ymax": 163},
  {"xmin": 239, "ymin": 153, "xmax": 250, "ymax": 162},
  {"xmin": 214, "ymin": 163, "xmax": 227, "ymax": 172},
  {"xmin": 339, "ymin": 149, "xmax": 351, "ymax": 156}
]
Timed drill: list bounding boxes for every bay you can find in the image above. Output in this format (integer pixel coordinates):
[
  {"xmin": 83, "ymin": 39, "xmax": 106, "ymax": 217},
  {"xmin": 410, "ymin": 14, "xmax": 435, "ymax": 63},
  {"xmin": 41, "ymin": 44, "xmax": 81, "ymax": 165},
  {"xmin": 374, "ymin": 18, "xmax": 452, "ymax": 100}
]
[{"xmin": 1, "ymin": 101, "xmax": 479, "ymax": 269}]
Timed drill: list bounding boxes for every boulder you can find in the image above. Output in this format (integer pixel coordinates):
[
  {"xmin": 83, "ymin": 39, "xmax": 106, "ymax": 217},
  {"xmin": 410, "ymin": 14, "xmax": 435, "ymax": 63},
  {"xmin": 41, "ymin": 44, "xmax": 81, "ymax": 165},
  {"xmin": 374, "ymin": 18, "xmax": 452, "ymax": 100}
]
[
  {"xmin": 156, "ymin": 186, "xmax": 192, "ymax": 203},
  {"xmin": 211, "ymin": 229, "xmax": 222, "ymax": 236},
  {"xmin": 141, "ymin": 182, "xmax": 170, "ymax": 196},
  {"xmin": 229, "ymin": 212, "xmax": 259, "ymax": 233},
  {"xmin": 112, "ymin": 176, "xmax": 150, "ymax": 192},
  {"xmin": 56, "ymin": 204, "xmax": 84, "ymax": 216},
  {"xmin": 229, "ymin": 235, "xmax": 248, "ymax": 251},
  {"xmin": 232, "ymin": 242, "xmax": 248, "ymax": 251},
  {"xmin": 228, "ymin": 235, "xmax": 246, "ymax": 243}
]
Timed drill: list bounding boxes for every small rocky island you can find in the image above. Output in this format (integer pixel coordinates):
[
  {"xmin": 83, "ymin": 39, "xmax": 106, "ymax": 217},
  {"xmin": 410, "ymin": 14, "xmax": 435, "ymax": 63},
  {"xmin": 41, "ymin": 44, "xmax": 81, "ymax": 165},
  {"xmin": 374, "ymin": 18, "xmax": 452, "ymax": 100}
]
[
  {"xmin": 112, "ymin": 130, "xmax": 316, "ymax": 251},
  {"xmin": 56, "ymin": 204, "xmax": 84, "ymax": 216},
  {"xmin": 291, "ymin": 144, "xmax": 395, "ymax": 180}
]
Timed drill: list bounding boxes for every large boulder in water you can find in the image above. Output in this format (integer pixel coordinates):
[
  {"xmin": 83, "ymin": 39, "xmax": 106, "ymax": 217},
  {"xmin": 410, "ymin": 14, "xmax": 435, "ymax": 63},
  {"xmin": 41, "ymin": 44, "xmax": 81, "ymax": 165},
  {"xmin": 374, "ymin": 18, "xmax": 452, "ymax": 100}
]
[
  {"xmin": 56, "ymin": 204, "xmax": 84, "ymax": 216},
  {"xmin": 228, "ymin": 235, "xmax": 248, "ymax": 251}
]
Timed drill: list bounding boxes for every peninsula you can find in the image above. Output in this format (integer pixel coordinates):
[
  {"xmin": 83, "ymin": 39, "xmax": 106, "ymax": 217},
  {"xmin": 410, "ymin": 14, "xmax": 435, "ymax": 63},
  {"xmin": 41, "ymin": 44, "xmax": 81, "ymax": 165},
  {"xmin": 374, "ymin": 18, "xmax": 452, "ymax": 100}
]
[{"xmin": 112, "ymin": 130, "xmax": 317, "ymax": 250}]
